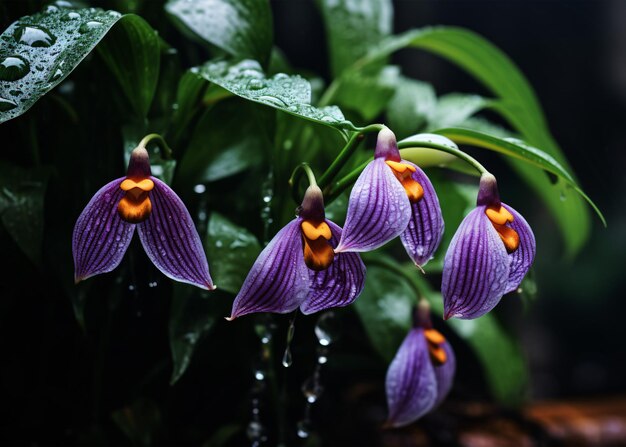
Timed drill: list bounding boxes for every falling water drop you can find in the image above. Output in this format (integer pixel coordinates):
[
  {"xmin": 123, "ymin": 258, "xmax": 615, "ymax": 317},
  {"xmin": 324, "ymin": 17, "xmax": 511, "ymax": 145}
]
[
  {"xmin": 193, "ymin": 183, "xmax": 206, "ymax": 194},
  {"xmin": 296, "ymin": 420, "xmax": 311, "ymax": 439},
  {"xmin": 315, "ymin": 311, "xmax": 340, "ymax": 346},
  {"xmin": 281, "ymin": 347, "xmax": 293, "ymax": 368}
]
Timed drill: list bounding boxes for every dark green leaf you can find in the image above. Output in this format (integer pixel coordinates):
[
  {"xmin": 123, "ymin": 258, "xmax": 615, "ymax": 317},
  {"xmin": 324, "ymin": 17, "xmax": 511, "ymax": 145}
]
[
  {"xmin": 194, "ymin": 59, "xmax": 355, "ymax": 132},
  {"xmin": 165, "ymin": 0, "xmax": 273, "ymax": 65},
  {"xmin": 205, "ymin": 212, "xmax": 261, "ymax": 294},
  {"xmin": 317, "ymin": 0, "xmax": 393, "ymax": 77},
  {"xmin": 168, "ymin": 69, "xmax": 208, "ymax": 146},
  {"xmin": 0, "ymin": 161, "xmax": 50, "ymax": 265},
  {"xmin": 386, "ymin": 77, "xmax": 436, "ymax": 138},
  {"xmin": 97, "ymin": 14, "xmax": 160, "ymax": 118},
  {"xmin": 0, "ymin": 3, "xmax": 123, "ymax": 123},
  {"xmin": 169, "ymin": 284, "xmax": 219, "ymax": 384}
]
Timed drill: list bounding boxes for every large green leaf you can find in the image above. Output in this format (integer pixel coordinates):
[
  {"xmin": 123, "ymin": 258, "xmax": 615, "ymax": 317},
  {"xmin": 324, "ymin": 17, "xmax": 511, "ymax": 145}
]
[
  {"xmin": 386, "ymin": 76, "xmax": 436, "ymax": 138},
  {"xmin": 0, "ymin": 162, "xmax": 50, "ymax": 265},
  {"xmin": 165, "ymin": 0, "xmax": 273, "ymax": 66},
  {"xmin": 0, "ymin": 3, "xmax": 123, "ymax": 123},
  {"xmin": 205, "ymin": 212, "xmax": 261, "ymax": 295},
  {"xmin": 353, "ymin": 26, "xmax": 593, "ymax": 255},
  {"xmin": 96, "ymin": 14, "xmax": 160, "ymax": 118},
  {"xmin": 428, "ymin": 93, "xmax": 488, "ymax": 129},
  {"xmin": 317, "ymin": 0, "xmax": 393, "ymax": 77},
  {"xmin": 194, "ymin": 59, "xmax": 354, "ymax": 132}
]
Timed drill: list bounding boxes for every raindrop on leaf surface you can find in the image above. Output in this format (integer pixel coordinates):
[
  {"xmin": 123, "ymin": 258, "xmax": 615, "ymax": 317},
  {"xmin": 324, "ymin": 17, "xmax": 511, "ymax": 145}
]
[
  {"xmin": 13, "ymin": 25, "xmax": 57, "ymax": 47},
  {"xmin": 0, "ymin": 55, "xmax": 30, "ymax": 81}
]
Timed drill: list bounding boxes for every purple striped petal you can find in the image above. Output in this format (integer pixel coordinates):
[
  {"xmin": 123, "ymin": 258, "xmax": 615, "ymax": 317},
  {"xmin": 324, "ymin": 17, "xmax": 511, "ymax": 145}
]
[
  {"xmin": 335, "ymin": 159, "xmax": 411, "ymax": 253},
  {"xmin": 503, "ymin": 203, "xmax": 536, "ymax": 294},
  {"xmin": 442, "ymin": 206, "xmax": 510, "ymax": 320},
  {"xmin": 73, "ymin": 177, "xmax": 136, "ymax": 283},
  {"xmin": 399, "ymin": 161, "xmax": 444, "ymax": 268},
  {"xmin": 229, "ymin": 219, "xmax": 310, "ymax": 319},
  {"xmin": 433, "ymin": 340, "xmax": 456, "ymax": 408},
  {"xmin": 301, "ymin": 220, "xmax": 366, "ymax": 315},
  {"xmin": 385, "ymin": 328, "xmax": 437, "ymax": 427},
  {"xmin": 137, "ymin": 178, "xmax": 214, "ymax": 290}
]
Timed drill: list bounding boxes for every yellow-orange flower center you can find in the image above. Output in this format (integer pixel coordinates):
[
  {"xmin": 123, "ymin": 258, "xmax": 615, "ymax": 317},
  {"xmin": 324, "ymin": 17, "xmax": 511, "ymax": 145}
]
[
  {"xmin": 385, "ymin": 160, "xmax": 424, "ymax": 203},
  {"xmin": 424, "ymin": 328, "xmax": 447, "ymax": 365},
  {"xmin": 485, "ymin": 205, "xmax": 519, "ymax": 253},
  {"xmin": 301, "ymin": 219, "xmax": 334, "ymax": 271},
  {"xmin": 118, "ymin": 178, "xmax": 154, "ymax": 223}
]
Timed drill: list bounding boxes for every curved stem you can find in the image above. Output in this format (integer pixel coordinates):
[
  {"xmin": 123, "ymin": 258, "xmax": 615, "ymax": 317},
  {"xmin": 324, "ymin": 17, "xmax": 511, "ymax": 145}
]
[
  {"xmin": 317, "ymin": 132, "xmax": 364, "ymax": 189},
  {"xmin": 139, "ymin": 133, "xmax": 173, "ymax": 160},
  {"xmin": 362, "ymin": 255, "xmax": 424, "ymax": 300},
  {"xmin": 397, "ymin": 140, "xmax": 488, "ymax": 175},
  {"xmin": 324, "ymin": 159, "xmax": 370, "ymax": 203},
  {"xmin": 289, "ymin": 163, "xmax": 318, "ymax": 204}
]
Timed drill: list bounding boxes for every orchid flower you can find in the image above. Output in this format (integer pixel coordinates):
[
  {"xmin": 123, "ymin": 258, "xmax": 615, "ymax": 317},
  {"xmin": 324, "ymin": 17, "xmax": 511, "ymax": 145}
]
[
  {"xmin": 442, "ymin": 173, "xmax": 536, "ymax": 319},
  {"xmin": 73, "ymin": 141, "xmax": 214, "ymax": 290},
  {"xmin": 335, "ymin": 128, "xmax": 444, "ymax": 269},
  {"xmin": 385, "ymin": 301, "xmax": 456, "ymax": 427},
  {"xmin": 228, "ymin": 183, "xmax": 366, "ymax": 319}
]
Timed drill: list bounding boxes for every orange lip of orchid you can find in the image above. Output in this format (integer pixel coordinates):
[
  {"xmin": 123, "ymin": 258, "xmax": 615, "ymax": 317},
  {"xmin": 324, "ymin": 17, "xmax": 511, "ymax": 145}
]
[
  {"xmin": 301, "ymin": 219, "xmax": 334, "ymax": 271},
  {"xmin": 385, "ymin": 160, "xmax": 424, "ymax": 203},
  {"xmin": 485, "ymin": 205, "xmax": 520, "ymax": 253},
  {"xmin": 423, "ymin": 328, "xmax": 448, "ymax": 365},
  {"xmin": 117, "ymin": 177, "xmax": 155, "ymax": 223}
]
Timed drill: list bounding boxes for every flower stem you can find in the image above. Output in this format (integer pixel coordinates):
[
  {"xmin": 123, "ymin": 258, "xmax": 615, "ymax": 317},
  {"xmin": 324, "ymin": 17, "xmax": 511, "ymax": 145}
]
[
  {"xmin": 324, "ymin": 159, "xmax": 370, "ymax": 202},
  {"xmin": 397, "ymin": 140, "xmax": 488, "ymax": 175},
  {"xmin": 138, "ymin": 133, "xmax": 173, "ymax": 160},
  {"xmin": 289, "ymin": 163, "xmax": 318, "ymax": 204},
  {"xmin": 362, "ymin": 255, "xmax": 424, "ymax": 300}
]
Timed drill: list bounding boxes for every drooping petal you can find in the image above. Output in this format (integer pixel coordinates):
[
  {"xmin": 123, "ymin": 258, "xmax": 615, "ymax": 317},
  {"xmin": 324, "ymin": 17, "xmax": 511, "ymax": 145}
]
[
  {"xmin": 385, "ymin": 328, "xmax": 438, "ymax": 427},
  {"xmin": 229, "ymin": 219, "xmax": 310, "ymax": 319},
  {"xmin": 433, "ymin": 340, "xmax": 456, "ymax": 408},
  {"xmin": 301, "ymin": 220, "xmax": 366, "ymax": 314},
  {"xmin": 335, "ymin": 159, "xmax": 411, "ymax": 253},
  {"xmin": 503, "ymin": 203, "xmax": 536, "ymax": 293},
  {"xmin": 137, "ymin": 178, "xmax": 214, "ymax": 290},
  {"xmin": 442, "ymin": 206, "xmax": 510, "ymax": 320},
  {"xmin": 399, "ymin": 161, "xmax": 444, "ymax": 268},
  {"xmin": 73, "ymin": 177, "xmax": 136, "ymax": 283}
]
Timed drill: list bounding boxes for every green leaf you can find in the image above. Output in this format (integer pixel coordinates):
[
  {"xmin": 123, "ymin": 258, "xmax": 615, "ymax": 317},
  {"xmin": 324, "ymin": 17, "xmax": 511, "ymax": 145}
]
[
  {"xmin": 169, "ymin": 285, "xmax": 219, "ymax": 384},
  {"xmin": 165, "ymin": 0, "xmax": 273, "ymax": 65},
  {"xmin": 354, "ymin": 26, "xmax": 593, "ymax": 255},
  {"xmin": 194, "ymin": 59, "xmax": 355, "ymax": 132},
  {"xmin": 176, "ymin": 99, "xmax": 268, "ymax": 188},
  {"xmin": 0, "ymin": 3, "xmax": 124, "ymax": 123},
  {"xmin": 0, "ymin": 161, "xmax": 50, "ymax": 265},
  {"xmin": 433, "ymin": 127, "xmax": 606, "ymax": 226},
  {"xmin": 317, "ymin": 0, "xmax": 393, "ymax": 77},
  {"xmin": 168, "ymin": 69, "xmax": 208, "ymax": 146},
  {"xmin": 386, "ymin": 77, "xmax": 436, "ymax": 138},
  {"xmin": 354, "ymin": 265, "xmax": 415, "ymax": 362},
  {"xmin": 205, "ymin": 213, "xmax": 261, "ymax": 294},
  {"xmin": 97, "ymin": 14, "xmax": 160, "ymax": 118},
  {"xmin": 428, "ymin": 93, "xmax": 488, "ymax": 129}
]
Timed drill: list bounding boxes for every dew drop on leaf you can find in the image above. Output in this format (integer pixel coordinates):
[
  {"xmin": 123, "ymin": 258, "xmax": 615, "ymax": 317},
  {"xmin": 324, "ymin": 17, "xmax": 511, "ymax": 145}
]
[
  {"xmin": 0, "ymin": 55, "xmax": 30, "ymax": 81},
  {"xmin": 13, "ymin": 25, "xmax": 57, "ymax": 47}
]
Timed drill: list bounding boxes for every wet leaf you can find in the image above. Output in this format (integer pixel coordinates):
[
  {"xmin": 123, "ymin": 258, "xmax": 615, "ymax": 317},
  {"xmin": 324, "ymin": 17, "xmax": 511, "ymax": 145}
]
[
  {"xmin": 386, "ymin": 77, "xmax": 436, "ymax": 138},
  {"xmin": 166, "ymin": 0, "xmax": 273, "ymax": 66},
  {"xmin": 428, "ymin": 93, "xmax": 488, "ymax": 129}
]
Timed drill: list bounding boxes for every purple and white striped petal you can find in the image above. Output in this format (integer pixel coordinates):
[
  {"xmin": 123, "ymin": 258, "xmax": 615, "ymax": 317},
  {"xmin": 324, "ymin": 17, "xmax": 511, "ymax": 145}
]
[
  {"xmin": 503, "ymin": 203, "xmax": 536, "ymax": 294},
  {"xmin": 73, "ymin": 177, "xmax": 136, "ymax": 283},
  {"xmin": 399, "ymin": 161, "xmax": 444, "ymax": 268},
  {"xmin": 385, "ymin": 328, "xmax": 438, "ymax": 427},
  {"xmin": 335, "ymin": 159, "xmax": 411, "ymax": 253},
  {"xmin": 301, "ymin": 220, "xmax": 366, "ymax": 315},
  {"xmin": 442, "ymin": 206, "xmax": 510, "ymax": 320},
  {"xmin": 137, "ymin": 177, "xmax": 214, "ymax": 290},
  {"xmin": 229, "ymin": 219, "xmax": 310, "ymax": 319},
  {"xmin": 433, "ymin": 340, "xmax": 456, "ymax": 408}
]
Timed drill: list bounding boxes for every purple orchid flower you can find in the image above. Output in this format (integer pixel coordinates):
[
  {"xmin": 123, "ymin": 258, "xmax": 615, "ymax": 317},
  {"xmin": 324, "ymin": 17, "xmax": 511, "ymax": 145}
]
[
  {"xmin": 228, "ymin": 185, "xmax": 366, "ymax": 319},
  {"xmin": 73, "ymin": 145, "xmax": 214, "ymax": 290},
  {"xmin": 335, "ymin": 128, "xmax": 444, "ymax": 269},
  {"xmin": 385, "ymin": 302, "xmax": 456, "ymax": 427},
  {"xmin": 442, "ymin": 173, "xmax": 536, "ymax": 319}
]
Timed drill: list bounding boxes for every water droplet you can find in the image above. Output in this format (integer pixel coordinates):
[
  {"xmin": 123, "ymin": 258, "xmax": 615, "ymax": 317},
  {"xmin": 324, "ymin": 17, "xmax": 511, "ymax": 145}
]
[
  {"xmin": 246, "ymin": 421, "xmax": 265, "ymax": 442},
  {"xmin": 0, "ymin": 97, "xmax": 18, "ymax": 112},
  {"xmin": 9, "ymin": 89, "xmax": 22, "ymax": 96},
  {"xmin": 215, "ymin": 240, "xmax": 223, "ymax": 248},
  {"xmin": 315, "ymin": 311, "xmax": 340, "ymax": 346},
  {"xmin": 107, "ymin": 10, "xmax": 122, "ymax": 18},
  {"xmin": 51, "ymin": 68, "xmax": 63, "ymax": 82},
  {"xmin": 296, "ymin": 420, "xmax": 311, "ymax": 438},
  {"xmin": 148, "ymin": 281, "xmax": 158, "ymax": 288},
  {"xmin": 44, "ymin": 4, "xmax": 60, "ymax": 13},
  {"xmin": 193, "ymin": 184, "xmax": 206, "ymax": 194},
  {"xmin": 317, "ymin": 346, "xmax": 328, "ymax": 364},
  {"xmin": 13, "ymin": 25, "xmax": 57, "ymax": 47},
  {"xmin": 301, "ymin": 376, "xmax": 323, "ymax": 403},
  {"xmin": 560, "ymin": 191, "xmax": 567, "ymax": 201},
  {"xmin": 281, "ymin": 347, "xmax": 293, "ymax": 368},
  {"xmin": 61, "ymin": 11, "xmax": 81, "ymax": 21},
  {"xmin": 254, "ymin": 369, "xmax": 265, "ymax": 381},
  {"xmin": 0, "ymin": 55, "xmax": 30, "ymax": 81},
  {"xmin": 258, "ymin": 95, "xmax": 287, "ymax": 107},
  {"xmin": 79, "ymin": 21, "xmax": 103, "ymax": 33},
  {"xmin": 54, "ymin": 0, "xmax": 74, "ymax": 8},
  {"xmin": 247, "ymin": 78, "xmax": 266, "ymax": 90}
]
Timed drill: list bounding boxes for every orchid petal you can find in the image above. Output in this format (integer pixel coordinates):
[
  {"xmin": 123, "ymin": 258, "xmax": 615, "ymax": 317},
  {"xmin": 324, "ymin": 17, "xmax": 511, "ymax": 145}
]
[
  {"xmin": 229, "ymin": 219, "xmax": 310, "ymax": 319},
  {"xmin": 442, "ymin": 206, "xmax": 510, "ymax": 320},
  {"xmin": 503, "ymin": 203, "xmax": 536, "ymax": 293},
  {"xmin": 335, "ymin": 158, "xmax": 411, "ymax": 253},
  {"xmin": 385, "ymin": 328, "xmax": 437, "ymax": 427},
  {"xmin": 301, "ymin": 220, "xmax": 366, "ymax": 315},
  {"xmin": 137, "ymin": 178, "xmax": 214, "ymax": 290},
  {"xmin": 399, "ymin": 161, "xmax": 444, "ymax": 268},
  {"xmin": 73, "ymin": 177, "xmax": 135, "ymax": 283},
  {"xmin": 433, "ymin": 340, "xmax": 456, "ymax": 407}
]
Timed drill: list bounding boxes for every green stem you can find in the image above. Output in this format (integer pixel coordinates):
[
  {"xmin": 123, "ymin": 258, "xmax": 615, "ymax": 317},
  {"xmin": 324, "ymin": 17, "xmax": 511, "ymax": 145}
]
[
  {"xmin": 138, "ymin": 133, "xmax": 173, "ymax": 160},
  {"xmin": 397, "ymin": 140, "xmax": 488, "ymax": 175},
  {"xmin": 325, "ymin": 159, "xmax": 370, "ymax": 202},
  {"xmin": 363, "ymin": 255, "xmax": 424, "ymax": 300},
  {"xmin": 288, "ymin": 163, "xmax": 318, "ymax": 204}
]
